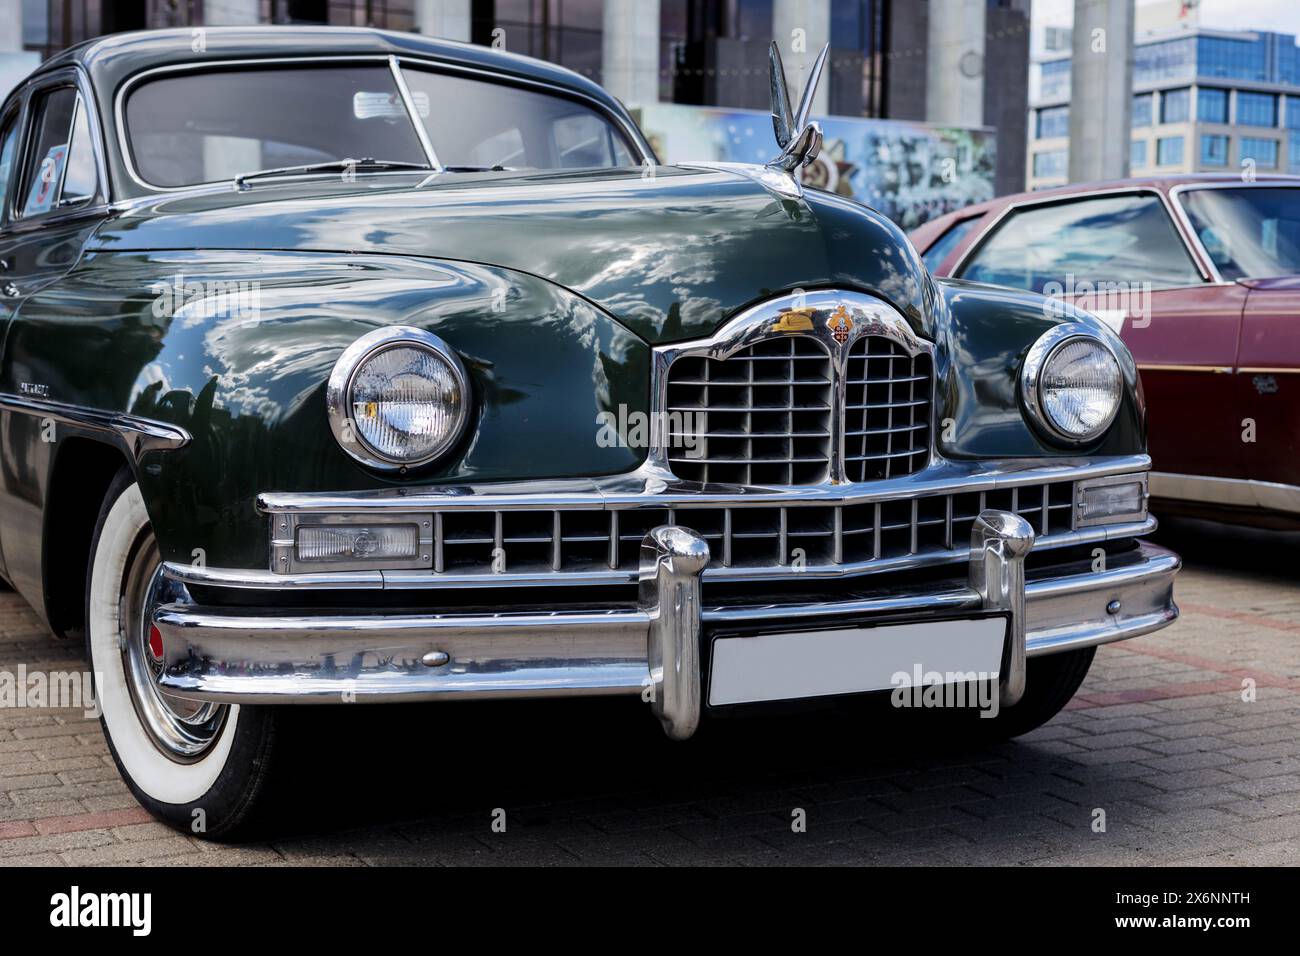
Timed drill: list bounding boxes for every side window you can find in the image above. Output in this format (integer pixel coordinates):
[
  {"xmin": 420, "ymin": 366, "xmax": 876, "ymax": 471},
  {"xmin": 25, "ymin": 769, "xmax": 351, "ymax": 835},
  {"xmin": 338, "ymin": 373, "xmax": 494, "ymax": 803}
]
[
  {"xmin": 958, "ymin": 194, "xmax": 1203, "ymax": 293},
  {"xmin": 0, "ymin": 112, "xmax": 19, "ymax": 220},
  {"xmin": 920, "ymin": 217, "xmax": 980, "ymax": 273},
  {"xmin": 19, "ymin": 86, "xmax": 97, "ymax": 218}
]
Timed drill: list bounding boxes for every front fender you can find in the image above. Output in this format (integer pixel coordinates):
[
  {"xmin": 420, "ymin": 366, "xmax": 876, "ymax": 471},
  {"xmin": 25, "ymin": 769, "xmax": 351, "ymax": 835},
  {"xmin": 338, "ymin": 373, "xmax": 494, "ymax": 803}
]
[
  {"xmin": 7, "ymin": 250, "xmax": 648, "ymax": 569},
  {"xmin": 931, "ymin": 278, "xmax": 1146, "ymax": 459}
]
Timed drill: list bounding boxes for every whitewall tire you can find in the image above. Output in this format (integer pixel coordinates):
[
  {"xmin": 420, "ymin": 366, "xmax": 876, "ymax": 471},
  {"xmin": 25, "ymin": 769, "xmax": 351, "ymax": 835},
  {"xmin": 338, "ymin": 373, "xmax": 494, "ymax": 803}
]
[{"xmin": 87, "ymin": 468, "xmax": 277, "ymax": 837}]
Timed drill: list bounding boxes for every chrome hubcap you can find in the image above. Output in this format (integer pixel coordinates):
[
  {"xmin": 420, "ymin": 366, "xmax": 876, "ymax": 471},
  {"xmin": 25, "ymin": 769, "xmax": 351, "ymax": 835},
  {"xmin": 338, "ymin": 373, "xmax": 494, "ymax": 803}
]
[{"xmin": 120, "ymin": 529, "xmax": 227, "ymax": 761}]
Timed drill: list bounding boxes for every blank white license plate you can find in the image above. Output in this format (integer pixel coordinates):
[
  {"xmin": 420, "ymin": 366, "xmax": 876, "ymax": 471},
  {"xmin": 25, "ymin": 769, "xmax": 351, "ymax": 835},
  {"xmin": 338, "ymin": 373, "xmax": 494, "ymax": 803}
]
[{"xmin": 708, "ymin": 617, "xmax": 1007, "ymax": 706}]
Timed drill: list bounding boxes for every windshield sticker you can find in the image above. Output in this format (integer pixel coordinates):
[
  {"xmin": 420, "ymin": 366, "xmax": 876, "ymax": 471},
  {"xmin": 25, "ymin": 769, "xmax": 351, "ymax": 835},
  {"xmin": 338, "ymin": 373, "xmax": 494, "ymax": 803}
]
[
  {"xmin": 353, "ymin": 90, "xmax": 430, "ymax": 120},
  {"xmin": 25, "ymin": 144, "xmax": 67, "ymax": 215}
]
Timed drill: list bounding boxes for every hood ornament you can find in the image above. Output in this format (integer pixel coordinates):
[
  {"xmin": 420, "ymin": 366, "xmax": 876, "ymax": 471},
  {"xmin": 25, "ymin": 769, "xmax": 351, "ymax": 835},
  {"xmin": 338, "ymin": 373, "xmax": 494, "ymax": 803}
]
[{"xmin": 766, "ymin": 41, "xmax": 829, "ymax": 174}]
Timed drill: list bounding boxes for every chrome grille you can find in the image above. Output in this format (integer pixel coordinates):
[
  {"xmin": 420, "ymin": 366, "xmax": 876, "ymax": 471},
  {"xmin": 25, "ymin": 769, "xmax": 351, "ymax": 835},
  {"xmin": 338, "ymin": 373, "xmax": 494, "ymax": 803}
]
[
  {"xmin": 844, "ymin": 336, "xmax": 932, "ymax": 481},
  {"xmin": 665, "ymin": 337, "xmax": 833, "ymax": 485},
  {"xmin": 426, "ymin": 480, "xmax": 1077, "ymax": 578},
  {"xmin": 663, "ymin": 334, "xmax": 932, "ymax": 486}
]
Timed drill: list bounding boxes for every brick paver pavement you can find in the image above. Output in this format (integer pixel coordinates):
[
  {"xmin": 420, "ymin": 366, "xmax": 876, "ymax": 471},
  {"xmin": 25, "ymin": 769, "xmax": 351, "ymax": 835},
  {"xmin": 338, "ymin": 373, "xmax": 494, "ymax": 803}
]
[{"xmin": 1, "ymin": 516, "xmax": 1297, "ymax": 865}]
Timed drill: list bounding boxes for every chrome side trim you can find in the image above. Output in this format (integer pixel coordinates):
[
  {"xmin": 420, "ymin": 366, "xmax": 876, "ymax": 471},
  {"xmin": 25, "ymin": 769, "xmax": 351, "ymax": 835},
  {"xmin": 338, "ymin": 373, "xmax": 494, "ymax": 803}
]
[
  {"xmin": 969, "ymin": 511, "xmax": 1034, "ymax": 707},
  {"xmin": 0, "ymin": 394, "xmax": 191, "ymax": 459},
  {"xmin": 1150, "ymin": 471, "xmax": 1300, "ymax": 515},
  {"xmin": 152, "ymin": 541, "xmax": 1180, "ymax": 706}
]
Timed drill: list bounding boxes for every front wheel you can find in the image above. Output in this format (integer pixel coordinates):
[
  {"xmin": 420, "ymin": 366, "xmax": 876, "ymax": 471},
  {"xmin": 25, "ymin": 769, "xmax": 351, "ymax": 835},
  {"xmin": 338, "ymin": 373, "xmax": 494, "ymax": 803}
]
[
  {"xmin": 86, "ymin": 468, "xmax": 277, "ymax": 839},
  {"xmin": 969, "ymin": 646, "xmax": 1096, "ymax": 741}
]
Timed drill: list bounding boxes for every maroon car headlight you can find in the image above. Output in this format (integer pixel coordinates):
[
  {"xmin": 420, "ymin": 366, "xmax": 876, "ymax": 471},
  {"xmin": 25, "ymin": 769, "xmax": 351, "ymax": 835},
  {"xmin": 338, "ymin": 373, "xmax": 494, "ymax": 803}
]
[
  {"xmin": 1021, "ymin": 324, "xmax": 1122, "ymax": 445},
  {"xmin": 326, "ymin": 326, "xmax": 470, "ymax": 471}
]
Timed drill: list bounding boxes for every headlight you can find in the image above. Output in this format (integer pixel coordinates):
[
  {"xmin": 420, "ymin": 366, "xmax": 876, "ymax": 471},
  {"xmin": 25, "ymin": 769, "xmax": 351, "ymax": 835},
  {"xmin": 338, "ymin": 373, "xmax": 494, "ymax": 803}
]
[
  {"xmin": 1021, "ymin": 324, "xmax": 1122, "ymax": 444},
  {"xmin": 327, "ymin": 327, "xmax": 469, "ymax": 470}
]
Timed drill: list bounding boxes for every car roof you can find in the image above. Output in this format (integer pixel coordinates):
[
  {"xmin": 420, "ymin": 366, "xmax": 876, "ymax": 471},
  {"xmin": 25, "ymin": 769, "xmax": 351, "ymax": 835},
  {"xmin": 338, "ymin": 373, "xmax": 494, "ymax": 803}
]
[
  {"xmin": 935, "ymin": 173, "xmax": 1300, "ymax": 223},
  {"xmin": 34, "ymin": 26, "xmax": 613, "ymax": 102}
]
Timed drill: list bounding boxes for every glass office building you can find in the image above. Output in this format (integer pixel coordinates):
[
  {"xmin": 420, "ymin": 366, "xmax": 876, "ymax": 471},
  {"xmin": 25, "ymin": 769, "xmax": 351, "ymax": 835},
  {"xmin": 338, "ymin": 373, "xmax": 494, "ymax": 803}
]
[{"xmin": 1027, "ymin": 19, "xmax": 1300, "ymax": 188}]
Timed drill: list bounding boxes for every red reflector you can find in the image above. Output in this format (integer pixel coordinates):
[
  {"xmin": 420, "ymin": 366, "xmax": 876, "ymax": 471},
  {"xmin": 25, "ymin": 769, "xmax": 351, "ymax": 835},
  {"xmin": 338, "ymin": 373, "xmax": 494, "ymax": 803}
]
[{"xmin": 148, "ymin": 625, "xmax": 164, "ymax": 661}]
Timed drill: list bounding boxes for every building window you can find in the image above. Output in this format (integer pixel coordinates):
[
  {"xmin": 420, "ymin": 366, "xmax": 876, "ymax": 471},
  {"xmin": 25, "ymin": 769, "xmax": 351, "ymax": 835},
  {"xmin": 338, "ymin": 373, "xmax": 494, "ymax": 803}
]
[
  {"xmin": 1131, "ymin": 140, "xmax": 1147, "ymax": 169},
  {"xmin": 1197, "ymin": 88, "xmax": 1229, "ymax": 124},
  {"xmin": 1286, "ymin": 96, "xmax": 1300, "ymax": 131},
  {"xmin": 1134, "ymin": 37, "xmax": 1195, "ymax": 86},
  {"xmin": 1160, "ymin": 88, "xmax": 1190, "ymax": 124},
  {"xmin": 1040, "ymin": 59, "xmax": 1071, "ymax": 101},
  {"xmin": 1200, "ymin": 134, "xmax": 1229, "ymax": 166},
  {"xmin": 1289, "ymin": 131, "xmax": 1300, "ymax": 174},
  {"xmin": 1131, "ymin": 93, "xmax": 1152, "ymax": 127},
  {"xmin": 1156, "ymin": 136, "xmax": 1184, "ymax": 166},
  {"xmin": 1239, "ymin": 137, "xmax": 1279, "ymax": 169},
  {"xmin": 1197, "ymin": 35, "xmax": 1270, "ymax": 83},
  {"xmin": 1037, "ymin": 106, "xmax": 1069, "ymax": 139},
  {"xmin": 1032, "ymin": 149, "xmax": 1067, "ymax": 179},
  {"xmin": 1236, "ymin": 92, "xmax": 1278, "ymax": 128}
]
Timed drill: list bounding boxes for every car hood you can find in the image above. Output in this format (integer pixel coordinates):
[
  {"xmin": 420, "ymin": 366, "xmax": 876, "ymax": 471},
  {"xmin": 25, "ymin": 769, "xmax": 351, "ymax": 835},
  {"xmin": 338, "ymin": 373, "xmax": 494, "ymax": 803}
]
[{"xmin": 93, "ymin": 165, "xmax": 932, "ymax": 345}]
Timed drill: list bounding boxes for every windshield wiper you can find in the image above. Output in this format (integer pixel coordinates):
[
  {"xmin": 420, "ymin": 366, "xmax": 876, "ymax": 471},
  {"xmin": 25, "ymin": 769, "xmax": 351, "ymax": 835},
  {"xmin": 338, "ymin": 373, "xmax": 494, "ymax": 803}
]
[
  {"xmin": 439, "ymin": 164, "xmax": 511, "ymax": 172},
  {"xmin": 234, "ymin": 158, "xmax": 430, "ymax": 188}
]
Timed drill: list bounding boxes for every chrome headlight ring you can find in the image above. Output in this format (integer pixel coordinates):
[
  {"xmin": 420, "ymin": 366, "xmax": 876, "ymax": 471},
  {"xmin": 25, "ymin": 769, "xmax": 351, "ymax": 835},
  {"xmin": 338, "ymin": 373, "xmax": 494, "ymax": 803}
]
[
  {"xmin": 326, "ymin": 326, "xmax": 470, "ymax": 472},
  {"xmin": 1020, "ymin": 322, "xmax": 1123, "ymax": 446}
]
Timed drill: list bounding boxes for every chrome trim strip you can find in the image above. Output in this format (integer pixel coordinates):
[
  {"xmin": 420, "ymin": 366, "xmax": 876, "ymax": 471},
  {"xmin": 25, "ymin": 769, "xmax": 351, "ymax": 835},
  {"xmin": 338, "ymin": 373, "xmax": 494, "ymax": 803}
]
[
  {"xmin": 1149, "ymin": 471, "xmax": 1300, "ymax": 515},
  {"xmin": 0, "ymin": 394, "xmax": 191, "ymax": 458},
  {"xmin": 388, "ymin": 55, "xmax": 441, "ymax": 170},
  {"xmin": 152, "ymin": 541, "xmax": 1180, "ymax": 705}
]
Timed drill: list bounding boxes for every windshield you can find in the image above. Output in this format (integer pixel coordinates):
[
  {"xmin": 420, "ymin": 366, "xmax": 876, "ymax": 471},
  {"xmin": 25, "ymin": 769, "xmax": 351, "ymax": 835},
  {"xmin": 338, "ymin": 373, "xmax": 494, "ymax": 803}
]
[
  {"xmin": 125, "ymin": 65, "xmax": 430, "ymax": 187},
  {"xmin": 400, "ymin": 67, "xmax": 638, "ymax": 170},
  {"xmin": 1178, "ymin": 187, "xmax": 1300, "ymax": 280},
  {"xmin": 124, "ymin": 63, "xmax": 640, "ymax": 189}
]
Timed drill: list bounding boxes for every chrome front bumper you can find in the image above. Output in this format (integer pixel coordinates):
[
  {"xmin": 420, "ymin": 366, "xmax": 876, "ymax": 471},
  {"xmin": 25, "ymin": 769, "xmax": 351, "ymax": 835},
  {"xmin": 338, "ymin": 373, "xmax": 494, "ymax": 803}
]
[{"xmin": 153, "ymin": 509, "xmax": 1180, "ymax": 737}]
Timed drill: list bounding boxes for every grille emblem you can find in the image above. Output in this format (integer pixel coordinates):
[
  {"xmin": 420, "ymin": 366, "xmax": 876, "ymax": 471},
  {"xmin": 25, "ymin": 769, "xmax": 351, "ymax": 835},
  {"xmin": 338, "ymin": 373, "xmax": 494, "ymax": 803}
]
[{"xmin": 827, "ymin": 305, "xmax": 854, "ymax": 344}]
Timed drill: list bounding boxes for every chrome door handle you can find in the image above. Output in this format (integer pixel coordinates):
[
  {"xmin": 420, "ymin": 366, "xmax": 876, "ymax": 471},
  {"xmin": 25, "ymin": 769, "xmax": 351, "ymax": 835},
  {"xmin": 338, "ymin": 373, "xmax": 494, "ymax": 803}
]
[{"xmin": 2, "ymin": 282, "xmax": 18, "ymax": 297}]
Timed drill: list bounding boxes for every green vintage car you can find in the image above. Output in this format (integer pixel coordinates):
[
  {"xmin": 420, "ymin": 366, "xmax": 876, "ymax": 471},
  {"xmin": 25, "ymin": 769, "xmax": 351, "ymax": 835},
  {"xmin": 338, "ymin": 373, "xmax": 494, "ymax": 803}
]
[{"xmin": 0, "ymin": 27, "xmax": 1178, "ymax": 836}]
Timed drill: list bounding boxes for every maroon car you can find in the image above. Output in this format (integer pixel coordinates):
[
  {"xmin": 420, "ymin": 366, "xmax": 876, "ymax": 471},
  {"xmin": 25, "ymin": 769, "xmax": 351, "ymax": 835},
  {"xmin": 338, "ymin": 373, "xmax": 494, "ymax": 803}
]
[{"xmin": 914, "ymin": 175, "xmax": 1300, "ymax": 528}]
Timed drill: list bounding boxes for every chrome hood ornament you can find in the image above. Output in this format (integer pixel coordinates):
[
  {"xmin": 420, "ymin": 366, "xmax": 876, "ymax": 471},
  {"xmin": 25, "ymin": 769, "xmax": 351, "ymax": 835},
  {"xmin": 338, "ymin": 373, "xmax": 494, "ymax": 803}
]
[{"xmin": 767, "ymin": 41, "xmax": 829, "ymax": 174}]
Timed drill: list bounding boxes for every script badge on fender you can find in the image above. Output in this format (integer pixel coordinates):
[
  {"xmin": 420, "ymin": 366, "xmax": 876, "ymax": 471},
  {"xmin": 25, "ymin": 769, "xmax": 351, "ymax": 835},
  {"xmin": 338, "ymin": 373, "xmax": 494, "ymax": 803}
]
[{"xmin": 827, "ymin": 304, "xmax": 854, "ymax": 344}]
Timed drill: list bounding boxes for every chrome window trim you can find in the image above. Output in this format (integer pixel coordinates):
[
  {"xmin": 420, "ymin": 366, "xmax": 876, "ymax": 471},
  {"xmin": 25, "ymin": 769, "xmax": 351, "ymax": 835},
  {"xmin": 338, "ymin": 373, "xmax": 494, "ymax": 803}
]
[
  {"xmin": 0, "ymin": 393, "xmax": 191, "ymax": 459},
  {"xmin": 648, "ymin": 289, "xmax": 935, "ymax": 485},
  {"xmin": 388, "ymin": 55, "xmax": 441, "ymax": 170},
  {"xmin": 325, "ymin": 325, "xmax": 471, "ymax": 472},
  {"xmin": 113, "ymin": 54, "xmax": 653, "ymax": 195},
  {"xmin": 1167, "ymin": 179, "xmax": 1300, "ymax": 285},
  {"xmin": 949, "ymin": 185, "xmax": 1214, "ymax": 285},
  {"xmin": 1020, "ymin": 323, "xmax": 1124, "ymax": 445}
]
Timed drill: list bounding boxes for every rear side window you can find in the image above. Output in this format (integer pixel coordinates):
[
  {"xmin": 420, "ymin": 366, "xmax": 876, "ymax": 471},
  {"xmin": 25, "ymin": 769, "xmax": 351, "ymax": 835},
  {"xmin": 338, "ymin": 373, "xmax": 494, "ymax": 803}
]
[
  {"xmin": 19, "ymin": 86, "xmax": 97, "ymax": 217},
  {"xmin": 0, "ymin": 113, "xmax": 18, "ymax": 219},
  {"xmin": 958, "ymin": 193, "xmax": 1202, "ymax": 293},
  {"xmin": 920, "ymin": 217, "xmax": 979, "ymax": 273}
]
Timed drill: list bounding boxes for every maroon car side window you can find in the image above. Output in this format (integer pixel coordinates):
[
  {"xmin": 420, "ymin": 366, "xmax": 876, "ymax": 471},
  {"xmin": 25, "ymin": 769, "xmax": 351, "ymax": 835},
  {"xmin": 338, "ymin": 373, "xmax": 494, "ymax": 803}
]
[{"xmin": 958, "ymin": 194, "xmax": 1202, "ymax": 294}]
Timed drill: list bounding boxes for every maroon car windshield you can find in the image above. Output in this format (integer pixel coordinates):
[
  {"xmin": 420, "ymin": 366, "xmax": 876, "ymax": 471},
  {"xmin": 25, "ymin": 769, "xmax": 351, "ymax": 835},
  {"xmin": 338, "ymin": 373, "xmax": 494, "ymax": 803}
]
[{"xmin": 1178, "ymin": 187, "xmax": 1300, "ymax": 281}]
